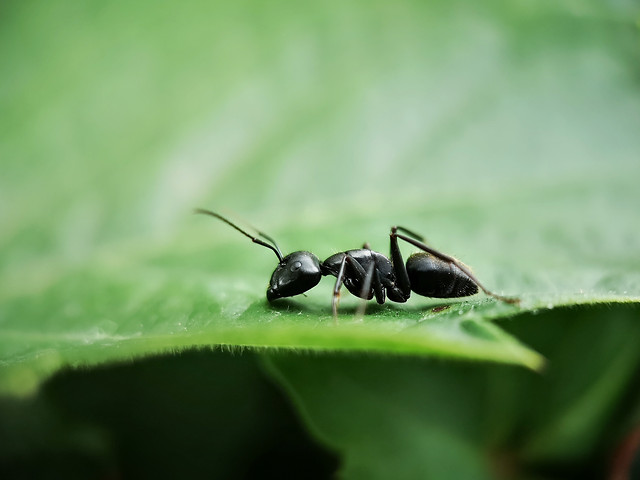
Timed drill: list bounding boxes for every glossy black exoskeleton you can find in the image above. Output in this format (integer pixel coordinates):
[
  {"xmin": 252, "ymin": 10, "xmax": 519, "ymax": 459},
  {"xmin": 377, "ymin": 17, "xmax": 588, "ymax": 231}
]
[{"xmin": 196, "ymin": 209, "xmax": 519, "ymax": 316}]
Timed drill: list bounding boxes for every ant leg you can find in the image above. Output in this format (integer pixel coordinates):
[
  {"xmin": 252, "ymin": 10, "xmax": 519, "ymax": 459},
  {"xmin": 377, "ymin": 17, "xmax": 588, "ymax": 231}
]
[
  {"xmin": 332, "ymin": 255, "xmax": 348, "ymax": 318},
  {"xmin": 345, "ymin": 254, "xmax": 381, "ymax": 302},
  {"xmin": 394, "ymin": 226, "xmax": 427, "ymax": 243},
  {"xmin": 355, "ymin": 261, "xmax": 376, "ymax": 319},
  {"xmin": 389, "ymin": 228, "xmax": 412, "ymax": 299},
  {"xmin": 391, "ymin": 228, "xmax": 520, "ymax": 305},
  {"xmin": 332, "ymin": 253, "xmax": 379, "ymax": 317}
]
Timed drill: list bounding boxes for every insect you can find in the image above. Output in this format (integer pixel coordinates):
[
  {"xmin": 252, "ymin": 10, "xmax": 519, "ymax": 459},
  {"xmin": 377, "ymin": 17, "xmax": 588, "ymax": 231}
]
[{"xmin": 195, "ymin": 209, "xmax": 519, "ymax": 315}]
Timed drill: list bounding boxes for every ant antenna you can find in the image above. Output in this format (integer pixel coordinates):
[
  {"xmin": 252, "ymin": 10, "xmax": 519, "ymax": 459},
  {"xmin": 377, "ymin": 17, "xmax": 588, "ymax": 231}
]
[
  {"xmin": 194, "ymin": 208, "xmax": 284, "ymax": 262},
  {"xmin": 254, "ymin": 230, "xmax": 283, "ymax": 260}
]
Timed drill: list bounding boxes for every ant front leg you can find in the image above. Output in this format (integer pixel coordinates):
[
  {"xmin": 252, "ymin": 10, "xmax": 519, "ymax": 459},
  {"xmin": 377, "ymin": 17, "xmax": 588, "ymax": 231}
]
[
  {"xmin": 332, "ymin": 255, "xmax": 348, "ymax": 318},
  {"xmin": 331, "ymin": 253, "xmax": 381, "ymax": 318},
  {"xmin": 391, "ymin": 227, "xmax": 520, "ymax": 305}
]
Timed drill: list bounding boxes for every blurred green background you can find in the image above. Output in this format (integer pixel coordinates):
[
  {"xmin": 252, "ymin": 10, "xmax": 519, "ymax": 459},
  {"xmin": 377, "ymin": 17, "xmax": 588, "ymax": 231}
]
[{"xmin": 1, "ymin": 0, "xmax": 640, "ymax": 478}]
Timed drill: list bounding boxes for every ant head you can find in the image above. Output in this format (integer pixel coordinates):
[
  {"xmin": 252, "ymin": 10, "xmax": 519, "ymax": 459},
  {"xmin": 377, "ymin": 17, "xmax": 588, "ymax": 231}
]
[
  {"xmin": 194, "ymin": 210, "xmax": 321, "ymax": 301},
  {"xmin": 267, "ymin": 251, "xmax": 322, "ymax": 302}
]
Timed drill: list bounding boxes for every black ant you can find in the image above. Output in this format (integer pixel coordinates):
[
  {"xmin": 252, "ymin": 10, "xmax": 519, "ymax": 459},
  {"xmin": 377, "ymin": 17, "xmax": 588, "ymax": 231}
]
[{"xmin": 195, "ymin": 209, "xmax": 520, "ymax": 316}]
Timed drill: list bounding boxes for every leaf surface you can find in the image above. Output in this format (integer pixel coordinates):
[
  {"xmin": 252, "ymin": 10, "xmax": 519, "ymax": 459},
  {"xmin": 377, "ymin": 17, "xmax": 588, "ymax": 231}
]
[{"xmin": 1, "ymin": 0, "xmax": 639, "ymax": 396}]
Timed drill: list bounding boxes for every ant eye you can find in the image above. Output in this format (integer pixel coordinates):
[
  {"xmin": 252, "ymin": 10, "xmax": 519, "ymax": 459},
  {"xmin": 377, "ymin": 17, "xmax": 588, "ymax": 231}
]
[{"xmin": 290, "ymin": 261, "xmax": 302, "ymax": 272}]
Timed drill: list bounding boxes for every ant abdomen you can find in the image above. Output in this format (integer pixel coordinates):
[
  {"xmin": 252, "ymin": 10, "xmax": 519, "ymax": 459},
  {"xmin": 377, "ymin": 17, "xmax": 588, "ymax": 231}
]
[{"xmin": 406, "ymin": 253, "xmax": 478, "ymax": 298}]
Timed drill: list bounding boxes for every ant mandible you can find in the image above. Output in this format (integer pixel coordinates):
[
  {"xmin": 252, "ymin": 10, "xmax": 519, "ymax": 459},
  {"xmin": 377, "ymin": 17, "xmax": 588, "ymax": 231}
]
[{"xmin": 195, "ymin": 209, "xmax": 520, "ymax": 316}]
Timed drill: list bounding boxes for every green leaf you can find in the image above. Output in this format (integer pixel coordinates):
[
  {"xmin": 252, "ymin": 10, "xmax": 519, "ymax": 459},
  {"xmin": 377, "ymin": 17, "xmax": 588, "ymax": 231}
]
[
  {"xmin": 264, "ymin": 352, "xmax": 501, "ymax": 480},
  {"xmin": 0, "ymin": 350, "xmax": 339, "ymax": 478},
  {"xmin": 0, "ymin": 265, "xmax": 541, "ymax": 395},
  {"xmin": 1, "ymin": 0, "xmax": 639, "ymax": 398},
  {"xmin": 264, "ymin": 305, "xmax": 640, "ymax": 479}
]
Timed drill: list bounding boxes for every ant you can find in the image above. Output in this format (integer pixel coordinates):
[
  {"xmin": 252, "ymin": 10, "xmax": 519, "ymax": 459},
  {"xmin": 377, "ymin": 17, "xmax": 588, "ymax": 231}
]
[{"xmin": 195, "ymin": 209, "xmax": 519, "ymax": 316}]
